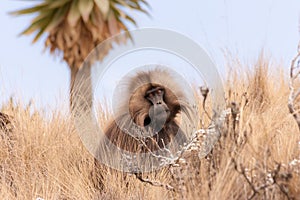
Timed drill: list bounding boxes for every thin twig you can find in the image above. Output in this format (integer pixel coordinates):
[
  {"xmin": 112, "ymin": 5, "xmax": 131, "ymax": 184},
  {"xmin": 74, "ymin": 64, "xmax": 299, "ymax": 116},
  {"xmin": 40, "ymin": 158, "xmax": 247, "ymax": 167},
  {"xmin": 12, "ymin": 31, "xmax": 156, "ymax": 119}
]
[
  {"xmin": 288, "ymin": 42, "xmax": 300, "ymax": 131},
  {"xmin": 134, "ymin": 173, "xmax": 175, "ymax": 191}
]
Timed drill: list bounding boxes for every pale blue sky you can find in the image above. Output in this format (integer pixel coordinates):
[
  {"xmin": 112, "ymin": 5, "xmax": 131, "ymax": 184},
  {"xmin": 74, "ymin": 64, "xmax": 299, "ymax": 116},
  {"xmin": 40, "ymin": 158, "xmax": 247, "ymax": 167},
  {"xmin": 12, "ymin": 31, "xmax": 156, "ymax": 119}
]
[{"xmin": 1, "ymin": 0, "xmax": 300, "ymax": 111}]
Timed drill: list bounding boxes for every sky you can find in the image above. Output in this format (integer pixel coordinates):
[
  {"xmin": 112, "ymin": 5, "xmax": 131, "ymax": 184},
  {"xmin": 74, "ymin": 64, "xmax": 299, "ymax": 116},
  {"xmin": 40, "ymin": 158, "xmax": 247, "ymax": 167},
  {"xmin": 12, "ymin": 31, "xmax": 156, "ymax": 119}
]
[{"xmin": 1, "ymin": 0, "xmax": 300, "ymax": 111}]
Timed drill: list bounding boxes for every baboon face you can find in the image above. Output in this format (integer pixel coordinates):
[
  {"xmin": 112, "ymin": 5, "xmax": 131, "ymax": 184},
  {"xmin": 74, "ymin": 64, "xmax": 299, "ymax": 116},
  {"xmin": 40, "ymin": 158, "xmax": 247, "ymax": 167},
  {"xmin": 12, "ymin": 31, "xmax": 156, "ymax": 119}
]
[
  {"xmin": 129, "ymin": 83, "xmax": 180, "ymax": 132},
  {"xmin": 103, "ymin": 68, "xmax": 195, "ymax": 153}
]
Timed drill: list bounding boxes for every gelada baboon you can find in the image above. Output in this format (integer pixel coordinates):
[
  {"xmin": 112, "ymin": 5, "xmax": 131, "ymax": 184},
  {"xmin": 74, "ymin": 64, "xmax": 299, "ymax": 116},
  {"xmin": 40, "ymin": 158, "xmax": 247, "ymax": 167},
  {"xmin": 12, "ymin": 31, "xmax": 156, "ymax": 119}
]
[{"xmin": 103, "ymin": 68, "xmax": 196, "ymax": 153}]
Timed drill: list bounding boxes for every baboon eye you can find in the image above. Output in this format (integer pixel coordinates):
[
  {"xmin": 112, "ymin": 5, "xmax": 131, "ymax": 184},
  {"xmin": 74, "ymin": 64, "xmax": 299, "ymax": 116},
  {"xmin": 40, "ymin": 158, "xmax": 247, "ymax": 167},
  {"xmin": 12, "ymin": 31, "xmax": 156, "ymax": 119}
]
[{"xmin": 145, "ymin": 87, "xmax": 164, "ymax": 99}]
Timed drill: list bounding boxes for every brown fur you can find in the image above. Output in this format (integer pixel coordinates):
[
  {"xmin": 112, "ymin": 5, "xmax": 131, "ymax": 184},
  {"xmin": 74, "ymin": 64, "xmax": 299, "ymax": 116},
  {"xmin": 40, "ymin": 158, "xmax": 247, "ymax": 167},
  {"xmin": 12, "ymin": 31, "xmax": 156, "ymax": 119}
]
[{"xmin": 104, "ymin": 68, "xmax": 196, "ymax": 153}]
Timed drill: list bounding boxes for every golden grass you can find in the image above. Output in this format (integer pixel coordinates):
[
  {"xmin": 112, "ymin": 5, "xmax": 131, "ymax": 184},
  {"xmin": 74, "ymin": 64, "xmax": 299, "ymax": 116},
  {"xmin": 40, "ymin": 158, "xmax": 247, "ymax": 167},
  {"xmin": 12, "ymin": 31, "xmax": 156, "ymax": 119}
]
[{"xmin": 0, "ymin": 56, "xmax": 300, "ymax": 199}]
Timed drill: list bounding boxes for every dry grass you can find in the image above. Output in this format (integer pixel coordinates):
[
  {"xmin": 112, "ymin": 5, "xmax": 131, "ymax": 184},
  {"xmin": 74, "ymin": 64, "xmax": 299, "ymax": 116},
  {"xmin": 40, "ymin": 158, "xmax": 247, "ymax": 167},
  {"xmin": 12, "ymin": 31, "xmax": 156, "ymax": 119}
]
[{"xmin": 1, "ymin": 56, "xmax": 300, "ymax": 200}]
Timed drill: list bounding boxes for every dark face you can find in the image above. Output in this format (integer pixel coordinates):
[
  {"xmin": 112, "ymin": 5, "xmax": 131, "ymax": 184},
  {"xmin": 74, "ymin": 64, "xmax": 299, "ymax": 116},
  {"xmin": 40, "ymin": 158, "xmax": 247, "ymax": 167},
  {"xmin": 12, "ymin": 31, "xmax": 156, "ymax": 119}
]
[
  {"xmin": 144, "ymin": 86, "xmax": 170, "ymax": 132},
  {"xmin": 129, "ymin": 83, "xmax": 181, "ymax": 132}
]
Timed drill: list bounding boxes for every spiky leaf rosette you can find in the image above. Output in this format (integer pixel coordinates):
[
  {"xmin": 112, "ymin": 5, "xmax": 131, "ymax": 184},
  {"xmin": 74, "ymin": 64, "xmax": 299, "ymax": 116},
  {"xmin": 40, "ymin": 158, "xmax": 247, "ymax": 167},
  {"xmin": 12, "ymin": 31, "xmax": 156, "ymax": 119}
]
[{"xmin": 11, "ymin": 0, "xmax": 149, "ymax": 70}]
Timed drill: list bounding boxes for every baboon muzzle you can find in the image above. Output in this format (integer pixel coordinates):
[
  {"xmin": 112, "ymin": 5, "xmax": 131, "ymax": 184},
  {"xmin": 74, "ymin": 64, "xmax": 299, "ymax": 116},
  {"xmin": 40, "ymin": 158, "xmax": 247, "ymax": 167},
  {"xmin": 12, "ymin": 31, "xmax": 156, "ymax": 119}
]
[{"xmin": 145, "ymin": 87, "xmax": 170, "ymax": 131}]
